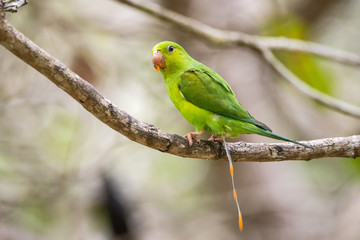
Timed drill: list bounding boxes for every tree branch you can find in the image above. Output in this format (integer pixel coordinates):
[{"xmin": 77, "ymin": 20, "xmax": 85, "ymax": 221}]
[
  {"xmin": 261, "ymin": 49, "xmax": 360, "ymax": 118},
  {"xmin": 116, "ymin": 0, "xmax": 360, "ymax": 66},
  {"xmin": 1, "ymin": 0, "xmax": 28, "ymax": 13},
  {"xmin": 116, "ymin": 0, "xmax": 360, "ymax": 119},
  {"xmin": 0, "ymin": 3, "xmax": 359, "ymax": 162}
]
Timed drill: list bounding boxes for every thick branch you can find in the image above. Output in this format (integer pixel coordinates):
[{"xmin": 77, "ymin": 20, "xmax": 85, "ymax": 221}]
[
  {"xmin": 116, "ymin": 0, "xmax": 360, "ymax": 119},
  {"xmin": 0, "ymin": 6, "xmax": 359, "ymax": 162}
]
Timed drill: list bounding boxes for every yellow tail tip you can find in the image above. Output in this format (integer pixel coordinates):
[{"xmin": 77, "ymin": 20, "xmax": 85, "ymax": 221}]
[{"xmin": 239, "ymin": 212, "xmax": 243, "ymax": 231}]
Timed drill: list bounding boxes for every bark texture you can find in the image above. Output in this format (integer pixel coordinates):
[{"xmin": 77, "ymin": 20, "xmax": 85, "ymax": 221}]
[{"xmin": 0, "ymin": 4, "xmax": 359, "ymax": 162}]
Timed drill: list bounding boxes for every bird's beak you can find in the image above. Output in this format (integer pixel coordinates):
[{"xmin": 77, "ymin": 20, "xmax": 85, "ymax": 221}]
[{"xmin": 152, "ymin": 50, "xmax": 165, "ymax": 72}]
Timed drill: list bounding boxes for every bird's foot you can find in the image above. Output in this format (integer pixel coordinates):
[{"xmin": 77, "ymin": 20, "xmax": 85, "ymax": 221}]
[
  {"xmin": 208, "ymin": 135, "xmax": 224, "ymax": 144},
  {"xmin": 184, "ymin": 130, "xmax": 203, "ymax": 146}
]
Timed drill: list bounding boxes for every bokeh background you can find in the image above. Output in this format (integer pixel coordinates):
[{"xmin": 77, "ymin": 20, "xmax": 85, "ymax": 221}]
[{"xmin": 1, "ymin": 0, "xmax": 360, "ymax": 239}]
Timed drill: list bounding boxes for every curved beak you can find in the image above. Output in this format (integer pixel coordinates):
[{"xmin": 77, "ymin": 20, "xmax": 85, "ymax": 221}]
[{"xmin": 152, "ymin": 50, "xmax": 165, "ymax": 72}]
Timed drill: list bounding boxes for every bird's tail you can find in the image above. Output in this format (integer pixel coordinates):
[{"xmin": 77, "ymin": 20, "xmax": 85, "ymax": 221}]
[
  {"xmin": 223, "ymin": 139, "xmax": 243, "ymax": 231},
  {"xmin": 241, "ymin": 125, "xmax": 312, "ymax": 148}
]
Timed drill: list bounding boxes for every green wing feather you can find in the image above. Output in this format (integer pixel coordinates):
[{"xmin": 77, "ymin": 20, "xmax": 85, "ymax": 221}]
[{"xmin": 178, "ymin": 68, "xmax": 272, "ymax": 132}]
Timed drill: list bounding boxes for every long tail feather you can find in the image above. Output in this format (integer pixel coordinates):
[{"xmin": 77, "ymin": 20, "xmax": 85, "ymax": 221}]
[
  {"xmin": 223, "ymin": 139, "xmax": 243, "ymax": 231},
  {"xmin": 241, "ymin": 125, "xmax": 313, "ymax": 148},
  {"xmin": 259, "ymin": 130, "xmax": 313, "ymax": 148}
]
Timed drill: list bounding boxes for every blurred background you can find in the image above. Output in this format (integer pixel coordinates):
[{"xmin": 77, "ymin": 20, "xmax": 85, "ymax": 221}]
[{"xmin": 0, "ymin": 0, "xmax": 360, "ymax": 239}]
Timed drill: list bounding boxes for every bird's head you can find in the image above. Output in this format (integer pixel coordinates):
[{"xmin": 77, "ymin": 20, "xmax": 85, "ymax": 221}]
[{"xmin": 152, "ymin": 41, "xmax": 190, "ymax": 77}]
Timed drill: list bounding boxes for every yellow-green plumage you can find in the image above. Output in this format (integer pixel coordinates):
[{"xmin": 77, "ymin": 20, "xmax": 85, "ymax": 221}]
[
  {"xmin": 152, "ymin": 41, "xmax": 312, "ymax": 231},
  {"xmin": 152, "ymin": 41, "xmax": 310, "ymax": 148}
]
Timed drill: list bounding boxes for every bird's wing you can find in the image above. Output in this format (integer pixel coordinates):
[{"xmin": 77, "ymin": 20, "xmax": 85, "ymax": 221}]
[{"xmin": 178, "ymin": 69, "xmax": 272, "ymax": 131}]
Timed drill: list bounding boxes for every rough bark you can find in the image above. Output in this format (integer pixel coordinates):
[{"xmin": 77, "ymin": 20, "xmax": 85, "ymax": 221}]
[{"xmin": 0, "ymin": 4, "xmax": 359, "ymax": 162}]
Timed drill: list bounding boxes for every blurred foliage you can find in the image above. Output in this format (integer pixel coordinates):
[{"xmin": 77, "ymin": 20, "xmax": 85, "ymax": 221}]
[
  {"xmin": 262, "ymin": 15, "xmax": 334, "ymax": 95},
  {"xmin": 263, "ymin": 14, "xmax": 360, "ymax": 186},
  {"xmin": 347, "ymin": 157, "xmax": 360, "ymax": 179},
  {"xmin": 0, "ymin": 0, "xmax": 360, "ymax": 240}
]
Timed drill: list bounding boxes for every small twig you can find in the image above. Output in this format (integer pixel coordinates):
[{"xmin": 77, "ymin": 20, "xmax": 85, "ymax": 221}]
[
  {"xmin": 256, "ymin": 36, "xmax": 360, "ymax": 66},
  {"xmin": 261, "ymin": 48, "xmax": 360, "ymax": 118},
  {"xmin": 0, "ymin": 14, "xmax": 359, "ymax": 162},
  {"xmin": 1, "ymin": 0, "xmax": 28, "ymax": 13}
]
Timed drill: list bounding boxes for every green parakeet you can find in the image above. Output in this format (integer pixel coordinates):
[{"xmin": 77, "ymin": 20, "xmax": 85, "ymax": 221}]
[{"xmin": 152, "ymin": 41, "xmax": 311, "ymax": 231}]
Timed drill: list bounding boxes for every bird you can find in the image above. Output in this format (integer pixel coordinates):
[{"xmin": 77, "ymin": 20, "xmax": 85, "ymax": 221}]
[{"xmin": 152, "ymin": 41, "xmax": 312, "ymax": 231}]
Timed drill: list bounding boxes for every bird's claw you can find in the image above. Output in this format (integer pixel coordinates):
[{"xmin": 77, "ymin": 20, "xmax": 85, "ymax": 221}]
[
  {"xmin": 2, "ymin": 0, "xmax": 28, "ymax": 13},
  {"xmin": 184, "ymin": 131, "xmax": 203, "ymax": 146},
  {"xmin": 208, "ymin": 135, "xmax": 224, "ymax": 144}
]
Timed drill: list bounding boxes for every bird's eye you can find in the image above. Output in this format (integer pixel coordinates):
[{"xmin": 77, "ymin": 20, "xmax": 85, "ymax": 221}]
[{"xmin": 167, "ymin": 45, "xmax": 175, "ymax": 53}]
